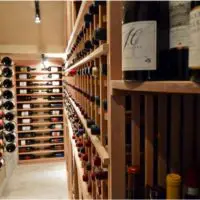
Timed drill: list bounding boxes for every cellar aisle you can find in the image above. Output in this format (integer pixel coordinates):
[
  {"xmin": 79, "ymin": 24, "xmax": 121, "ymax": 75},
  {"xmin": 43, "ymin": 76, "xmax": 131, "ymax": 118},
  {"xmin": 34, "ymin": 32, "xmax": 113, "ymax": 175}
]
[{"xmin": 0, "ymin": 161, "xmax": 68, "ymax": 199}]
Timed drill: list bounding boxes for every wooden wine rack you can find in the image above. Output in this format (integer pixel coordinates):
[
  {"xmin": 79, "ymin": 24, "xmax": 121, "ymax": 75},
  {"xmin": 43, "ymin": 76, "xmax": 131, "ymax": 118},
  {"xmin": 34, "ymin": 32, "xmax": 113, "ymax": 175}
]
[
  {"xmin": 64, "ymin": 1, "xmax": 200, "ymax": 199},
  {"xmin": 15, "ymin": 65, "xmax": 65, "ymax": 164}
]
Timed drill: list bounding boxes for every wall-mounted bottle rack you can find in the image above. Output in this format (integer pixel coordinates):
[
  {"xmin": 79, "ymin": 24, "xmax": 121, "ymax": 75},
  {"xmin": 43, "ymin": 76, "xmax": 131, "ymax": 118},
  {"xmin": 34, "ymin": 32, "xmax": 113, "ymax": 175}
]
[{"xmin": 15, "ymin": 64, "xmax": 65, "ymax": 164}]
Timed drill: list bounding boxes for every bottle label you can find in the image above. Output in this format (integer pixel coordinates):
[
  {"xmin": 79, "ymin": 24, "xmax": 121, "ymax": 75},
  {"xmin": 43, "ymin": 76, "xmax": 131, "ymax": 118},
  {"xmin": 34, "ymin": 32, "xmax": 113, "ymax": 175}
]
[
  {"xmin": 22, "ymin": 126, "xmax": 31, "ymax": 131},
  {"xmin": 52, "ymin": 111, "xmax": 60, "ymax": 115},
  {"xmin": 19, "ymin": 74, "xmax": 28, "ymax": 79},
  {"xmin": 22, "ymin": 104, "xmax": 30, "ymax": 109},
  {"xmin": 169, "ymin": 1, "xmax": 190, "ymax": 49},
  {"xmin": 189, "ymin": 6, "xmax": 200, "ymax": 68},
  {"xmin": 122, "ymin": 21, "xmax": 157, "ymax": 71},
  {"xmin": 19, "ymin": 82, "xmax": 27, "ymax": 87},
  {"xmin": 21, "ymin": 140, "xmax": 26, "ymax": 146},
  {"xmin": 52, "ymin": 81, "xmax": 59, "ymax": 86},
  {"xmin": 51, "ymin": 68, "xmax": 58, "ymax": 72},
  {"xmin": 21, "ymin": 111, "xmax": 29, "ymax": 116},
  {"xmin": 52, "ymin": 89, "xmax": 60, "ymax": 93},
  {"xmin": 20, "ymin": 89, "xmax": 27, "ymax": 94},
  {"xmin": 22, "ymin": 119, "xmax": 31, "ymax": 124}
]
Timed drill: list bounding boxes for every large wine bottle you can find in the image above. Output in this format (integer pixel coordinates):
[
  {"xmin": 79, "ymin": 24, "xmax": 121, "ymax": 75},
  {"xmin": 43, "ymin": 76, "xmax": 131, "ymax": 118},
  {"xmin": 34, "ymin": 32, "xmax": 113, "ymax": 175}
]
[
  {"xmin": 189, "ymin": 1, "xmax": 200, "ymax": 81},
  {"xmin": 1, "ymin": 57, "xmax": 12, "ymax": 66},
  {"xmin": 122, "ymin": 1, "xmax": 169, "ymax": 81},
  {"xmin": 169, "ymin": 1, "xmax": 190, "ymax": 80}
]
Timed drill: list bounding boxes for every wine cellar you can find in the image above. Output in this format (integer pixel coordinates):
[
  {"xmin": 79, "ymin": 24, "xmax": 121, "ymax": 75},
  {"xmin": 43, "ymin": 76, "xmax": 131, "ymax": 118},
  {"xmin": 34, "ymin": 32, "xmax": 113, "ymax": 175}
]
[{"xmin": 1, "ymin": 0, "xmax": 200, "ymax": 199}]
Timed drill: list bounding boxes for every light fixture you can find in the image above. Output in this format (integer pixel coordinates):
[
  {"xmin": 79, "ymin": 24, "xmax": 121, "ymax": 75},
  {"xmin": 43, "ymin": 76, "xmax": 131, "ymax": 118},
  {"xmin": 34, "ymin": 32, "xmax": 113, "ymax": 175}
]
[{"xmin": 34, "ymin": 0, "xmax": 41, "ymax": 24}]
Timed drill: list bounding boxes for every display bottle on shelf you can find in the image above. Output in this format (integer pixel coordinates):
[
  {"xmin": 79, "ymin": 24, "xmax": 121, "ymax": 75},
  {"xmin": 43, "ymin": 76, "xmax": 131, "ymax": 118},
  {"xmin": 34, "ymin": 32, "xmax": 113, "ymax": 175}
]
[
  {"xmin": 2, "ymin": 79, "xmax": 13, "ymax": 88},
  {"xmin": 15, "ymin": 66, "xmax": 36, "ymax": 72},
  {"xmin": 48, "ymin": 74, "xmax": 62, "ymax": 79},
  {"xmin": 19, "ymin": 146, "xmax": 35, "ymax": 153},
  {"xmin": 18, "ymin": 104, "xmax": 38, "ymax": 109},
  {"xmin": 6, "ymin": 142, "xmax": 16, "ymax": 153},
  {"xmin": 48, "ymin": 117, "xmax": 63, "ymax": 122},
  {"xmin": 19, "ymin": 139, "xmax": 36, "ymax": 146},
  {"xmin": 48, "ymin": 144, "xmax": 63, "ymax": 150},
  {"xmin": 44, "ymin": 103, "xmax": 63, "ymax": 108},
  {"xmin": 1, "ymin": 57, "xmax": 12, "ymax": 66},
  {"xmin": 3, "ymin": 90, "xmax": 13, "ymax": 99},
  {"xmin": 4, "ymin": 122, "xmax": 15, "ymax": 132},
  {"xmin": 48, "ymin": 138, "xmax": 63, "ymax": 143},
  {"xmin": 43, "ymin": 95, "xmax": 63, "ymax": 101},
  {"xmin": 19, "ymin": 118, "xmax": 35, "ymax": 124},
  {"xmin": 2, "ymin": 67, "xmax": 13, "ymax": 78},
  {"xmin": 47, "ymin": 81, "xmax": 61, "ymax": 86},
  {"xmin": 17, "ymin": 96, "xmax": 37, "ymax": 101},
  {"xmin": 5, "ymin": 132, "xmax": 16, "ymax": 143},
  {"xmin": 169, "ymin": 1, "xmax": 190, "ymax": 80},
  {"xmin": 52, "ymin": 152, "xmax": 64, "ymax": 157},
  {"xmin": 19, "ymin": 154, "xmax": 36, "ymax": 160},
  {"xmin": 18, "ymin": 89, "xmax": 39, "ymax": 94},
  {"xmin": 20, "ymin": 125, "xmax": 37, "ymax": 131},
  {"xmin": 41, "ymin": 66, "xmax": 62, "ymax": 72},
  {"xmin": 189, "ymin": 1, "xmax": 200, "ymax": 81},
  {"xmin": 122, "ymin": 1, "xmax": 170, "ymax": 81},
  {"xmin": 43, "ymin": 88, "xmax": 61, "ymax": 93},
  {"xmin": 3, "ymin": 101, "xmax": 14, "ymax": 110},
  {"xmin": 18, "ymin": 132, "xmax": 36, "ymax": 138},
  {"xmin": 49, "ymin": 110, "xmax": 62, "ymax": 115},
  {"xmin": 48, "ymin": 124, "xmax": 63, "ymax": 129},
  {"xmin": 50, "ymin": 131, "xmax": 63, "ymax": 136},
  {"xmin": 5, "ymin": 112, "xmax": 14, "ymax": 121}
]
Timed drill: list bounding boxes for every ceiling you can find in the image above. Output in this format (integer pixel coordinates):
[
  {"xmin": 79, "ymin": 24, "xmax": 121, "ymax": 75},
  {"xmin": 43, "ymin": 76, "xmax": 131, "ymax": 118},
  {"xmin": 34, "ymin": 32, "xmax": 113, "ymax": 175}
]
[{"xmin": 0, "ymin": 1, "xmax": 66, "ymax": 56}]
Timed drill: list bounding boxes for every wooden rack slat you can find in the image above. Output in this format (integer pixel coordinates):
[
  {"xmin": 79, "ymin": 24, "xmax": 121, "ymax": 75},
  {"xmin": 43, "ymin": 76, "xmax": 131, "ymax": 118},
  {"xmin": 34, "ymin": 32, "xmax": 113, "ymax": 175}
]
[
  {"xmin": 18, "ymin": 142, "xmax": 64, "ymax": 147},
  {"xmin": 17, "ymin": 114, "xmax": 63, "ymax": 119},
  {"xmin": 16, "ymin": 79, "xmax": 63, "ymax": 82},
  {"xmin": 18, "ymin": 122, "xmax": 63, "ymax": 126},
  {"xmin": 16, "ymin": 86, "xmax": 63, "ymax": 89},
  {"xmin": 18, "ymin": 129, "xmax": 63, "ymax": 133},
  {"xmin": 18, "ymin": 136, "xmax": 64, "ymax": 140},
  {"xmin": 17, "ymin": 100, "xmax": 63, "ymax": 104},
  {"xmin": 17, "ymin": 93, "xmax": 63, "ymax": 96},
  {"xmin": 112, "ymin": 80, "xmax": 200, "ymax": 94},
  {"xmin": 17, "ymin": 108, "xmax": 63, "ymax": 111},
  {"xmin": 16, "ymin": 72, "xmax": 63, "ymax": 75},
  {"xmin": 18, "ymin": 157, "xmax": 64, "ymax": 164},
  {"xmin": 19, "ymin": 149, "xmax": 64, "ymax": 155}
]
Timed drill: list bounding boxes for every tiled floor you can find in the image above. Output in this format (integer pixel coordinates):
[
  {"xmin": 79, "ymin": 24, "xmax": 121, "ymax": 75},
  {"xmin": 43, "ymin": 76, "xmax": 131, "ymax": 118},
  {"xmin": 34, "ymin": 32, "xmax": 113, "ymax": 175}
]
[{"xmin": 0, "ymin": 161, "xmax": 68, "ymax": 199}]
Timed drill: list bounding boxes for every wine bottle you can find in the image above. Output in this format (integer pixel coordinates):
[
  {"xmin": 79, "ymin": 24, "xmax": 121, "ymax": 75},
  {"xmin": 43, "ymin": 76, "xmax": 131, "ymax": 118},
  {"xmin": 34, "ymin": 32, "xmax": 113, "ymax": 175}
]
[
  {"xmin": 44, "ymin": 96, "xmax": 63, "ymax": 101},
  {"xmin": 18, "ymin": 81, "xmax": 27, "ymax": 87},
  {"xmin": 19, "ymin": 132, "xmax": 36, "ymax": 138},
  {"xmin": 17, "ymin": 96, "xmax": 37, "ymax": 101},
  {"xmin": 48, "ymin": 74, "xmax": 62, "ymax": 79},
  {"xmin": 19, "ymin": 147, "xmax": 35, "ymax": 153},
  {"xmin": 16, "ymin": 66, "xmax": 36, "ymax": 72},
  {"xmin": 42, "ymin": 66, "xmax": 61, "ymax": 72},
  {"xmin": 3, "ymin": 90, "xmax": 13, "ymax": 99},
  {"xmin": 91, "ymin": 124, "xmax": 100, "ymax": 135},
  {"xmin": 49, "ymin": 110, "xmax": 61, "ymax": 115},
  {"xmin": 1, "ymin": 57, "xmax": 12, "ymax": 66},
  {"xmin": 49, "ymin": 138, "xmax": 63, "ymax": 143},
  {"xmin": 20, "ymin": 118, "xmax": 33, "ymax": 124},
  {"xmin": 20, "ymin": 125, "xmax": 36, "ymax": 131},
  {"xmin": 189, "ymin": 1, "xmax": 200, "ymax": 81},
  {"xmin": 18, "ymin": 104, "xmax": 37, "ymax": 109},
  {"xmin": 169, "ymin": 1, "xmax": 190, "ymax": 80},
  {"xmin": 18, "ymin": 89, "xmax": 39, "ymax": 94},
  {"xmin": 49, "ymin": 117, "xmax": 63, "ymax": 122},
  {"xmin": 5, "ymin": 132, "xmax": 16, "ymax": 143},
  {"xmin": 122, "ymin": 1, "xmax": 169, "ymax": 81},
  {"xmin": 45, "ymin": 103, "xmax": 63, "ymax": 108},
  {"xmin": 49, "ymin": 124, "xmax": 63, "ymax": 129},
  {"xmin": 5, "ymin": 112, "xmax": 14, "ymax": 121},
  {"xmin": 94, "ymin": 28, "xmax": 107, "ymax": 41},
  {"xmin": 6, "ymin": 143, "xmax": 16, "ymax": 153},
  {"xmin": 5, "ymin": 122, "xmax": 15, "ymax": 132},
  {"xmin": 2, "ymin": 79, "xmax": 12, "ymax": 88},
  {"xmin": 19, "ymin": 139, "xmax": 35, "ymax": 146},
  {"xmin": 3, "ymin": 101, "xmax": 14, "ymax": 110},
  {"xmin": 19, "ymin": 154, "xmax": 36, "ymax": 160}
]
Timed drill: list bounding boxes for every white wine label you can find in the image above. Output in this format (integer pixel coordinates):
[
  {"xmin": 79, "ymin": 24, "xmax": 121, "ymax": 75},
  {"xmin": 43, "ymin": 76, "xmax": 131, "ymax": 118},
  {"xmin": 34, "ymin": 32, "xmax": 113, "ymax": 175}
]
[
  {"xmin": 51, "ymin": 74, "xmax": 60, "ymax": 79},
  {"xmin": 22, "ymin": 126, "xmax": 31, "ymax": 131},
  {"xmin": 19, "ymin": 82, "xmax": 27, "ymax": 87},
  {"xmin": 189, "ymin": 7, "xmax": 200, "ymax": 68},
  {"xmin": 51, "ymin": 68, "xmax": 58, "ymax": 72},
  {"xmin": 169, "ymin": 1, "xmax": 190, "ymax": 48},
  {"xmin": 52, "ymin": 111, "xmax": 60, "ymax": 115},
  {"xmin": 21, "ymin": 111, "xmax": 29, "ymax": 116},
  {"xmin": 52, "ymin": 89, "xmax": 60, "ymax": 93},
  {"xmin": 19, "ymin": 89, "xmax": 27, "ymax": 94},
  {"xmin": 22, "ymin": 104, "xmax": 30, "ymax": 109},
  {"xmin": 122, "ymin": 21, "xmax": 157, "ymax": 71},
  {"xmin": 19, "ymin": 74, "xmax": 28, "ymax": 79},
  {"xmin": 22, "ymin": 119, "xmax": 31, "ymax": 123},
  {"xmin": 21, "ymin": 141, "xmax": 26, "ymax": 146},
  {"xmin": 52, "ymin": 81, "xmax": 59, "ymax": 86},
  {"xmin": 54, "ymin": 124, "xmax": 62, "ymax": 129}
]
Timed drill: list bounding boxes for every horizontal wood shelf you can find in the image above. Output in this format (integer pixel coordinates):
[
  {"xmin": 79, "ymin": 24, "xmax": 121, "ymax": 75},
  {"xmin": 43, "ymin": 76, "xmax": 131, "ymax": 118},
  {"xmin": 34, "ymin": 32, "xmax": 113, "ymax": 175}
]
[
  {"xmin": 18, "ymin": 142, "xmax": 64, "ymax": 147},
  {"xmin": 16, "ymin": 79, "xmax": 63, "ymax": 82},
  {"xmin": 67, "ymin": 96, "xmax": 110, "ymax": 165},
  {"xmin": 66, "ymin": 44, "xmax": 109, "ymax": 72},
  {"xmin": 18, "ymin": 156, "xmax": 64, "ymax": 164},
  {"xmin": 17, "ymin": 107, "xmax": 63, "ymax": 111},
  {"xmin": 18, "ymin": 149, "xmax": 64, "ymax": 155},
  {"xmin": 67, "ymin": 117, "xmax": 92, "ymax": 199},
  {"xmin": 16, "ymin": 86, "xmax": 63, "ymax": 89},
  {"xmin": 18, "ymin": 121, "xmax": 63, "ymax": 126},
  {"xmin": 17, "ymin": 100, "xmax": 63, "ymax": 104},
  {"xmin": 18, "ymin": 135, "xmax": 64, "ymax": 140},
  {"xmin": 111, "ymin": 80, "xmax": 200, "ymax": 94},
  {"xmin": 18, "ymin": 129, "xmax": 63, "ymax": 133},
  {"xmin": 17, "ymin": 93, "xmax": 63, "ymax": 96},
  {"xmin": 17, "ymin": 114, "xmax": 63, "ymax": 119}
]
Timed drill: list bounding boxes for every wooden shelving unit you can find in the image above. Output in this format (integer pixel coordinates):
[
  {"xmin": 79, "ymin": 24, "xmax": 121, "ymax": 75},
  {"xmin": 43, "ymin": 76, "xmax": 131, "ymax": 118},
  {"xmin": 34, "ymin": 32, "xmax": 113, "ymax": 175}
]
[{"xmin": 15, "ymin": 65, "xmax": 65, "ymax": 164}]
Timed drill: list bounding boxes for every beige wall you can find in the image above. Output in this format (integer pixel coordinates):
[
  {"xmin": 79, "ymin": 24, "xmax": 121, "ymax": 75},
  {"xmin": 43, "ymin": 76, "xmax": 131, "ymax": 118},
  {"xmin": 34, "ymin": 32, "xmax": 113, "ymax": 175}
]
[{"xmin": 0, "ymin": 1, "xmax": 66, "ymax": 54}]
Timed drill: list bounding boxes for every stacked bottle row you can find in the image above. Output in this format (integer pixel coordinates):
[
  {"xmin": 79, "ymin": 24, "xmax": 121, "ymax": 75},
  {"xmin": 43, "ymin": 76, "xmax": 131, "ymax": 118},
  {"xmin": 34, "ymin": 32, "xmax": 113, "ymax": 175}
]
[
  {"xmin": 122, "ymin": 1, "xmax": 200, "ymax": 82},
  {"xmin": 15, "ymin": 65, "xmax": 64, "ymax": 162},
  {"xmin": 0, "ymin": 57, "xmax": 17, "ymax": 169},
  {"xmin": 66, "ymin": 1, "xmax": 107, "ymax": 68},
  {"xmin": 65, "ymin": 55, "xmax": 108, "ymax": 147},
  {"xmin": 65, "ymin": 95, "xmax": 108, "ymax": 199}
]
